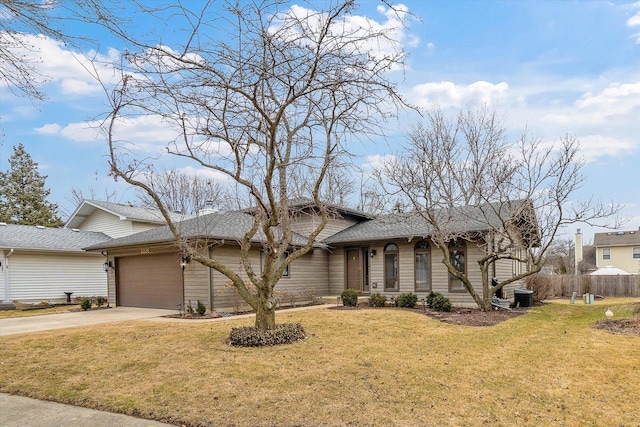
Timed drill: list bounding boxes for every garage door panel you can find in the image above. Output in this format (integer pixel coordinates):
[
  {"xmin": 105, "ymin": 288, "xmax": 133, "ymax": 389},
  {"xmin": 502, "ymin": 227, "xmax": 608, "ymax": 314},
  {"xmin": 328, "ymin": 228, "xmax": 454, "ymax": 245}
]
[{"xmin": 117, "ymin": 253, "xmax": 183, "ymax": 309}]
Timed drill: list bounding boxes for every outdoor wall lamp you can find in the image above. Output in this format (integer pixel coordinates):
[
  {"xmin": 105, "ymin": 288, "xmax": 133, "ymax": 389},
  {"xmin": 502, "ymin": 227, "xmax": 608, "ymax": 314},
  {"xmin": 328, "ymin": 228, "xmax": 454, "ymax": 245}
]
[
  {"xmin": 370, "ymin": 249, "xmax": 377, "ymax": 258},
  {"xmin": 103, "ymin": 261, "xmax": 113, "ymax": 272},
  {"xmin": 180, "ymin": 255, "xmax": 191, "ymax": 270}
]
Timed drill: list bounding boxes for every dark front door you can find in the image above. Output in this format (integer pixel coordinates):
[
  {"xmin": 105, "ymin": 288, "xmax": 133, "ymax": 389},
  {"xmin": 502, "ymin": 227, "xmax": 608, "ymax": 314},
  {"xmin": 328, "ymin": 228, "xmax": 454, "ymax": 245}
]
[{"xmin": 346, "ymin": 248, "xmax": 363, "ymax": 291}]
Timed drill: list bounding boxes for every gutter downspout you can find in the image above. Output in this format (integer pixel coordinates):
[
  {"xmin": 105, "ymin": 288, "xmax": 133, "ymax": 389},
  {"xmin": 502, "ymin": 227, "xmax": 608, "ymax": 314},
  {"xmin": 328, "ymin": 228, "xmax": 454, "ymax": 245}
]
[{"xmin": 3, "ymin": 249, "xmax": 14, "ymax": 304}]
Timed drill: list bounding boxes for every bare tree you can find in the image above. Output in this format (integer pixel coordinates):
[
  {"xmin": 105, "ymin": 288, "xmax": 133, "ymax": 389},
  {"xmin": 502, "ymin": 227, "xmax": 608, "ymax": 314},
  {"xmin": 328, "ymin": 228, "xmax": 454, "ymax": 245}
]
[
  {"xmin": 100, "ymin": 1, "xmax": 412, "ymax": 330},
  {"xmin": 134, "ymin": 169, "xmax": 230, "ymax": 215},
  {"xmin": 379, "ymin": 105, "xmax": 619, "ymax": 310},
  {"xmin": 544, "ymin": 238, "xmax": 574, "ymax": 274}
]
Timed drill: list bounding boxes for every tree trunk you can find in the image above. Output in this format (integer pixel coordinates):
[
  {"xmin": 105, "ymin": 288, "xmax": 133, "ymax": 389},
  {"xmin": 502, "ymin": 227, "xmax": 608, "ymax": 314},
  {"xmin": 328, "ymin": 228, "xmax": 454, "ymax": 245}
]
[{"xmin": 254, "ymin": 299, "xmax": 276, "ymax": 331}]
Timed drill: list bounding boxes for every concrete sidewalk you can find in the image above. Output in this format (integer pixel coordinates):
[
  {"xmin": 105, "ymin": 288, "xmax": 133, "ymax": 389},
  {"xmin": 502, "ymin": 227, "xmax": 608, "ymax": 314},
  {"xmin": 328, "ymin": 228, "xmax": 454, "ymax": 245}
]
[
  {"xmin": 0, "ymin": 393, "xmax": 176, "ymax": 427},
  {"xmin": 0, "ymin": 307, "xmax": 175, "ymax": 336}
]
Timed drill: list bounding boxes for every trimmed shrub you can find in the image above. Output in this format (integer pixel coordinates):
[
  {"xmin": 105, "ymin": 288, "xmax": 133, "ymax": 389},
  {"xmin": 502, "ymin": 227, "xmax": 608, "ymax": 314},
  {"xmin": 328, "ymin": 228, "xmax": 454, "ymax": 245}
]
[
  {"xmin": 228, "ymin": 323, "xmax": 306, "ymax": 347},
  {"xmin": 429, "ymin": 293, "xmax": 452, "ymax": 312},
  {"xmin": 395, "ymin": 292, "xmax": 418, "ymax": 308},
  {"xmin": 95, "ymin": 296, "xmax": 105, "ymax": 308},
  {"xmin": 196, "ymin": 300, "xmax": 207, "ymax": 316},
  {"xmin": 80, "ymin": 298, "xmax": 92, "ymax": 311},
  {"xmin": 523, "ymin": 274, "xmax": 553, "ymax": 303},
  {"xmin": 341, "ymin": 289, "xmax": 358, "ymax": 307},
  {"xmin": 368, "ymin": 292, "xmax": 387, "ymax": 307},
  {"xmin": 425, "ymin": 291, "xmax": 439, "ymax": 308}
]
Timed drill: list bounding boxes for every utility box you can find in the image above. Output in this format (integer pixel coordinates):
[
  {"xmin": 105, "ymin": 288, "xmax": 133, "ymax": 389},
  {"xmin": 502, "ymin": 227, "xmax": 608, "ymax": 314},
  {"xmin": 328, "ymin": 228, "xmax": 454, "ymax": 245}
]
[{"xmin": 513, "ymin": 289, "xmax": 533, "ymax": 307}]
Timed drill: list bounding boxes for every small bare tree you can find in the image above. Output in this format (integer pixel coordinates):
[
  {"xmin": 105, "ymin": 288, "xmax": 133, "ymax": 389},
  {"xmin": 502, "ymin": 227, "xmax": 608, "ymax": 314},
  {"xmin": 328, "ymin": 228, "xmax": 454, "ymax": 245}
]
[
  {"xmin": 134, "ymin": 169, "xmax": 230, "ymax": 215},
  {"xmin": 101, "ymin": 1, "xmax": 412, "ymax": 330},
  {"xmin": 379, "ymin": 105, "xmax": 619, "ymax": 310}
]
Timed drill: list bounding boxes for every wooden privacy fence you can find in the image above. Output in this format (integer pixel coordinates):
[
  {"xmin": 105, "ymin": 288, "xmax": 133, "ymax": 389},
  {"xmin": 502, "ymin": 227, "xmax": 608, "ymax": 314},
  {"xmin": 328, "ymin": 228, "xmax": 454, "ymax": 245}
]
[{"xmin": 549, "ymin": 275, "xmax": 639, "ymax": 298}]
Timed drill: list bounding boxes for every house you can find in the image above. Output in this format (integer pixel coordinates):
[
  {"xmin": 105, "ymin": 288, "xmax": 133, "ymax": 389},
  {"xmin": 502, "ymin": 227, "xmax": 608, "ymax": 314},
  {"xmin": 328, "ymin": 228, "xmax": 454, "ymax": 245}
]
[
  {"xmin": 1, "ymin": 223, "xmax": 111, "ymax": 306},
  {"xmin": 593, "ymin": 228, "xmax": 640, "ymax": 274},
  {"xmin": 65, "ymin": 199, "xmax": 193, "ymax": 238},
  {"xmin": 0, "ymin": 200, "xmax": 193, "ymax": 307},
  {"xmin": 85, "ymin": 201, "xmax": 531, "ymax": 311}
]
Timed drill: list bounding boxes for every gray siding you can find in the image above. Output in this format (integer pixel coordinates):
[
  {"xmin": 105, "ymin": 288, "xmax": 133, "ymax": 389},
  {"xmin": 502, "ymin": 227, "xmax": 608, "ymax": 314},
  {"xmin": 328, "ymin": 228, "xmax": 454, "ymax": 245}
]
[
  {"xmin": 183, "ymin": 248, "xmax": 212, "ymax": 310},
  {"xmin": 291, "ymin": 215, "xmax": 360, "ymax": 241},
  {"xmin": 210, "ymin": 245, "xmax": 329, "ymax": 312},
  {"xmin": 328, "ymin": 247, "xmax": 345, "ymax": 294}
]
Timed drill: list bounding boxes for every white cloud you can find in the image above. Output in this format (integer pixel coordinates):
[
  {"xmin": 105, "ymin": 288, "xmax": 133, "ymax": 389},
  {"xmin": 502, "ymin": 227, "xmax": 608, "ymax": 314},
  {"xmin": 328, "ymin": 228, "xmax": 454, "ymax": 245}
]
[
  {"xmin": 176, "ymin": 166, "xmax": 232, "ymax": 183},
  {"xmin": 361, "ymin": 154, "xmax": 396, "ymax": 171},
  {"xmin": 627, "ymin": 2, "xmax": 640, "ymax": 43},
  {"xmin": 574, "ymin": 134, "xmax": 637, "ymax": 163},
  {"xmin": 409, "ymin": 81, "xmax": 509, "ymax": 109},
  {"xmin": 35, "ymin": 123, "xmax": 62, "ymax": 134},
  {"xmin": 0, "ymin": 33, "xmax": 121, "ymax": 96}
]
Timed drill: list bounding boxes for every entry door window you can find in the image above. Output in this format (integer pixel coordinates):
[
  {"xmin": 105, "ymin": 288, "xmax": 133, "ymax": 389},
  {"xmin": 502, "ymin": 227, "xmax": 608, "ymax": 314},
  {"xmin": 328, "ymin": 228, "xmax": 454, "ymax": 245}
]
[
  {"xmin": 384, "ymin": 243, "xmax": 399, "ymax": 291},
  {"xmin": 414, "ymin": 241, "xmax": 431, "ymax": 292},
  {"xmin": 448, "ymin": 240, "xmax": 466, "ymax": 292}
]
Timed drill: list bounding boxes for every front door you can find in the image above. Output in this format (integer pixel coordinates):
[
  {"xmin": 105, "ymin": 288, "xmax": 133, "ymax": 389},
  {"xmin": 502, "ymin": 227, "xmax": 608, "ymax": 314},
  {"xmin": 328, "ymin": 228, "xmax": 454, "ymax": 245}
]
[{"xmin": 346, "ymin": 248, "xmax": 368, "ymax": 292}]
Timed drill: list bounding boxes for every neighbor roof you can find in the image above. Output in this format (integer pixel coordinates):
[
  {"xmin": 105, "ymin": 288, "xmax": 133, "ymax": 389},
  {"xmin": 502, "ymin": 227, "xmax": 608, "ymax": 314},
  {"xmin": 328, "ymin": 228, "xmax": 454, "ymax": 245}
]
[
  {"xmin": 84, "ymin": 210, "xmax": 322, "ymax": 251},
  {"xmin": 0, "ymin": 223, "xmax": 111, "ymax": 253},
  {"xmin": 593, "ymin": 229, "xmax": 640, "ymax": 247},
  {"xmin": 65, "ymin": 200, "xmax": 194, "ymax": 229}
]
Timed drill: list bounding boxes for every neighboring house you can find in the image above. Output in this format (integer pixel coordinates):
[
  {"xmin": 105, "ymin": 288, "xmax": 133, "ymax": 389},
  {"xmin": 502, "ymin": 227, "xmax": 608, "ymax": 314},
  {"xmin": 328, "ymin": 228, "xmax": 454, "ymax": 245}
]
[
  {"xmin": 1, "ymin": 223, "xmax": 111, "ymax": 305},
  {"xmin": 0, "ymin": 200, "xmax": 192, "ymax": 306},
  {"xmin": 85, "ymin": 201, "xmax": 531, "ymax": 311},
  {"xmin": 593, "ymin": 228, "xmax": 640, "ymax": 274},
  {"xmin": 65, "ymin": 199, "xmax": 193, "ymax": 238}
]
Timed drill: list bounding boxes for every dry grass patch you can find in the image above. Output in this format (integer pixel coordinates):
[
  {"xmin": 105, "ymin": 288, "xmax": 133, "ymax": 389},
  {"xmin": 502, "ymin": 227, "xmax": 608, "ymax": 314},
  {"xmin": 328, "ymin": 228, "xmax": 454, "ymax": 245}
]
[
  {"xmin": 1, "ymin": 299, "xmax": 639, "ymax": 426},
  {"xmin": 0, "ymin": 304, "xmax": 80, "ymax": 318}
]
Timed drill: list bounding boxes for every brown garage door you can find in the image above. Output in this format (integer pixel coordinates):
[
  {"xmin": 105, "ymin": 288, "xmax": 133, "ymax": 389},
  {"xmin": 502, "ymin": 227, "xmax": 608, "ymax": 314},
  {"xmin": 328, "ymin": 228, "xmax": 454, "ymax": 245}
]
[{"xmin": 116, "ymin": 253, "xmax": 183, "ymax": 309}]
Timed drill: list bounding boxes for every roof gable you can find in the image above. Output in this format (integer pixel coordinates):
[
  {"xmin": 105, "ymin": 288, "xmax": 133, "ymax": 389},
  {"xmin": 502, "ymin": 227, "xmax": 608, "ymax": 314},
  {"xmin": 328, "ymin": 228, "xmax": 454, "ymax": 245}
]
[{"xmin": 65, "ymin": 200, "xmax": 193, "ymax": 230}]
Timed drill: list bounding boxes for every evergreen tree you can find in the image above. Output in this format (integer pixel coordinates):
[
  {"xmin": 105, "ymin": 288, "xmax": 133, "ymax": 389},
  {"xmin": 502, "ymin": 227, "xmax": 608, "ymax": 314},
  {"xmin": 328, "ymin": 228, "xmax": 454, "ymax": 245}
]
[{"xmin": 0, "ymin": 143, "xmax": 63, "ymax": 227}]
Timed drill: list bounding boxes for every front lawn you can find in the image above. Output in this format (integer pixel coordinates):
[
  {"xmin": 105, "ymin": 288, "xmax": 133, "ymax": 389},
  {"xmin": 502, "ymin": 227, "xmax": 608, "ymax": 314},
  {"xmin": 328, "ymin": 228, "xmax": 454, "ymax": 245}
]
[
  {"xmin": 0, "ymin": 304, "xmax": 80, "ymax": 318},
  {"xmin": 1, "ymin": 299, "xmax": 639, "ymax": 426}
]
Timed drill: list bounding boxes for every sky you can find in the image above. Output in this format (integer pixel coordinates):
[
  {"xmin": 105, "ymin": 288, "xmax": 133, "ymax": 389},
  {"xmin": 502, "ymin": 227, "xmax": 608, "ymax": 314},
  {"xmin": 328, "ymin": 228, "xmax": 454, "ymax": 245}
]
[{"xmin": 0, "ymin": 0, "xmax": 639, "ymax": 243}]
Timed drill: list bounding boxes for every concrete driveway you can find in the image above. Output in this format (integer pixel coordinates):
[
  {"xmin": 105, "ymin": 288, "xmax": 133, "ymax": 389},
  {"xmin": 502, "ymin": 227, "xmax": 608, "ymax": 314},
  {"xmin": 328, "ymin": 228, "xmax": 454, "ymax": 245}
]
[{"xmin": 0, "ymin": 307, "xmax": 175, "ymax": 336}]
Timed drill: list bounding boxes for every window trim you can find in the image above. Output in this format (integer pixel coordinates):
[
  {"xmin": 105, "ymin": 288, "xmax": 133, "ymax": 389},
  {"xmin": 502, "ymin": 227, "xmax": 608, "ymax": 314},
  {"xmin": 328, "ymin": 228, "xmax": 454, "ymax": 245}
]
[
  {"xmin": 448, "ymin": 240, "xmax": 466, "ymax": 293},
  {"xmin": 602, "ymin": 248, "xmax": 611, "ymax": 261},
  {"xmin": 260, "ymin": 250, "xmax": 290, "ymax": 278},
  {"xmin": 633, "ymin": 247, "xmax": 640, "ymax": 260},
  {"xmin": 414, "ymin": 240, "xmax": 431, "ymax": 292},
  {"xmin": 384, "ymin": 243, "xmax": 399, "ymax": 292}
]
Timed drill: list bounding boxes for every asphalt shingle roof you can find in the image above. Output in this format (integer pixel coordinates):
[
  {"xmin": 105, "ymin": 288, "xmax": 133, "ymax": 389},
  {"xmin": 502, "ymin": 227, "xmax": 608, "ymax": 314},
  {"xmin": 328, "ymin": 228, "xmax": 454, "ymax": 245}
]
[
  {"xmin": 593, "ymin": 229, "xmax": 640, "ymax": 247},
  {"xmin": 0, "ymin": 224, "xmax": 112, "ymax": 252},
  {"xmin": 84, "ymin": 210, "xmax": 318, "ymax": 250},
  {"xmin": 324, "ymin": 202, "xmax": 529, "ymax": 245}
]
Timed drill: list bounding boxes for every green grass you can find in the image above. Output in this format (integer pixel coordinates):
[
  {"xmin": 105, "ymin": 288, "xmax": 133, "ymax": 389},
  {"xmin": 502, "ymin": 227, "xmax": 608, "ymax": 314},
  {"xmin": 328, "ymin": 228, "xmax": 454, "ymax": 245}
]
[{"xmin": 1, "ymin": 299, "xmax": 639, "ymax": 426}]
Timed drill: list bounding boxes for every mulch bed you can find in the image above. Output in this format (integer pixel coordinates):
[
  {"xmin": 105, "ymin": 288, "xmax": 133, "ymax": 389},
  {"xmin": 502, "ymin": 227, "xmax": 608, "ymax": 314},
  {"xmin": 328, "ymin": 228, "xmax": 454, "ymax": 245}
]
[
  {"xmin": 592, "ymin": 302, "xmax": 640, "ymax": 337},
  {"xmin": 333, "ymin": 303, "xmax": 528, "ymax": 326}
]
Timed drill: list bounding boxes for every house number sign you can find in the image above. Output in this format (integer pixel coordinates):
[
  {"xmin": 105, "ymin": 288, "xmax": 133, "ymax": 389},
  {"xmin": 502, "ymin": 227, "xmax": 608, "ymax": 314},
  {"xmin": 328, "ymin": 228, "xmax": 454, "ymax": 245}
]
[{"xmin": 140, "ymin": 247, "xmax": 151, "ymax": 254}]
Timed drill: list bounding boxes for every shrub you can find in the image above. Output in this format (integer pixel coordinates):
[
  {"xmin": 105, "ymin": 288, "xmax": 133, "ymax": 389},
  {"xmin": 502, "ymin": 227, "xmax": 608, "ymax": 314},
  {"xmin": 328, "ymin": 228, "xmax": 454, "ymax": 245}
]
[
  {"xmin": 196, "ymin": 300, "xmax": 207, "ymax": 316},
  {"xmin": 523, "ymin": 274, "xmax": 553, "ymax": 303},
  {"xmin": 425, "ymin": 291, "xmax": 439, "ymax": 308},
  {"xmin": 395, "ymin": 292, "xmax": 418, "ymax": 308},
  {"xmin": 95, "ymin": 296, "xmax": 105, "ymax": 308},
  {"xmin": 228, "ymin": 323, "xmax": 306, "ymax": 347},
  {"xmin": 80, "ymin": 298, "xmax": 92, "ymax": 311},
  {"xmin": 368, "ymin": 292, "xmax": 387, "ymax": 307},
  {"xmin": 341, "ymin": 289, "xmax": 358, "ymax": 307},
  {"xmin": 430, "ymin": 293, "xmax": 452, "ymax": 312}
]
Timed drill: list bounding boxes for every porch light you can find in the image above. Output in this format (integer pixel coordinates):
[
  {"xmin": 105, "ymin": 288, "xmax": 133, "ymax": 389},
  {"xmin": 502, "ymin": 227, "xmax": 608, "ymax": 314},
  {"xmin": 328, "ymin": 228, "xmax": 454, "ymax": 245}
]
[
  {"xmin": 370, "ymin": 249, "xmax": 377, "ymax": 258},
  {"xmin": 180, "ymin": 255, "xmax": 191, "ymax": 270},
  {"xmin": 103, "ymin": 261, "xmax": 113, "ymax": 272}
]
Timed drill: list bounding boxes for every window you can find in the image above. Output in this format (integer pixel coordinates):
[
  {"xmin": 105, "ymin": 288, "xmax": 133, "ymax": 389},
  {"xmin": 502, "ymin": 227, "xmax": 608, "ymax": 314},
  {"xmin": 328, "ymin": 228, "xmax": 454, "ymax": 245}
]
[
  {"xmin": 448, "ymin": 239, "xmax": 466, "ymax": 292},
  {"xmin": 633, "ymin": 247, "xmax": 640, "ymax": 260},
  {"xmin": 261, "ymin": 250, "xmax": 290, "ymax": 277},
  {"xmin": 603, "ymin": 248, "xmax": 610, "ymax": 261},
  {"xmin": 414, "ymin": 241, "xmax": 431, "ymax": 292},
  {"xmin": 384, "ymin": 243, "xmax": 399, "ymax": 291}
]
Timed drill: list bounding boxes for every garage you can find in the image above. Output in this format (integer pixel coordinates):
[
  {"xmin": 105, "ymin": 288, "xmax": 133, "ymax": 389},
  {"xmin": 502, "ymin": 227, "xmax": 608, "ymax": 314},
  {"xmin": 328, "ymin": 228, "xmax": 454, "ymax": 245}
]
[{"xmin": 116, "ymin": 253, "xmax": 183, "ymax": 309}]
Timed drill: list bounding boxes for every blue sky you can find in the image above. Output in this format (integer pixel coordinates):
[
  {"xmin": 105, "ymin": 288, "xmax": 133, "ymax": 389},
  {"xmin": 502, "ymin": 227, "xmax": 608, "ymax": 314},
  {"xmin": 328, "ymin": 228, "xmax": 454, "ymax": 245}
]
[{"xmin": 1, "ymin": 0, "xmax": 639, "ymax": 242}]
